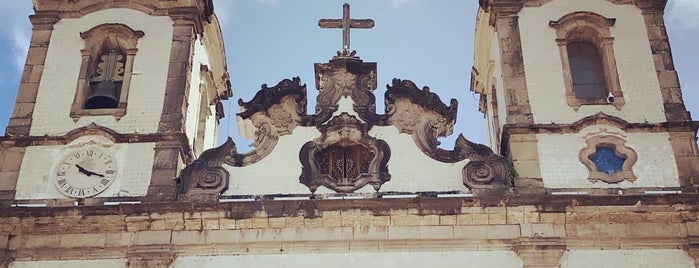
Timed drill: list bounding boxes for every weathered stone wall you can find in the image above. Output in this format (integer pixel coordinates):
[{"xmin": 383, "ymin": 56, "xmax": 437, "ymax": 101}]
[{"xmin": 1, "ymin": 196, "xmax": 698, "ymax": 267}]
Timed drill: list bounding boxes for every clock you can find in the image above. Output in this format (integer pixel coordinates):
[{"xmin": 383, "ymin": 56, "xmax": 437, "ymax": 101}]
[{"xmin": 54, "ymin": 147, "xmax": 117, "ymax": 198}]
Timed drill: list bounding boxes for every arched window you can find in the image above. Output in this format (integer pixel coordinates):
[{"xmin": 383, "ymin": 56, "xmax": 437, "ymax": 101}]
[
  {"xmin": 550, "ymin": 12, "xmax": 624, "ymax": 110},
  {"xmin": 567, "ymin": 42, "xmax": 606, "ymax": 99},
  {"xmin": 71, "ymin": 24, "xmax": 144, "ymax": 119}
]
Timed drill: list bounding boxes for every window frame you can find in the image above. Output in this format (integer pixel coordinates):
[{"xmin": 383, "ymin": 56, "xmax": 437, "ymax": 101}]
[
  {"xmin": 578, "ymin": 135, "xmax": 637, "ymax": 184},
  {"xmin": 70, "ymin": 23, "xmax": 144, "ymax": 120},
  {"xmin": 550, "ymin": 12, "xmax": 625, "ymax": 111}
]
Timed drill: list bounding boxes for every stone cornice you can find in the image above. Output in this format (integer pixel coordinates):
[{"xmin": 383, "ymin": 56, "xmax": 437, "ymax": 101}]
[
  {"xmin": 0, "ymin": 128, "xmax": 191, "ymax": 148},
  {"xmin": 479, "ymin": 0, "xmax": 525, "ymax": 14},
  {"xmin": 32, "ymin": 0, "xmax": 215, "ymax": 33},
  {"xmin": 502, "ymin": 113, "xmax": 699, "ymax": 136},
  {"xmin": 3, "ymin": 193, "xmax": 699, "ymax": 218},
  {"xmin": 479, "ymin": 0, "xmax": 669, "ymax": 15}
]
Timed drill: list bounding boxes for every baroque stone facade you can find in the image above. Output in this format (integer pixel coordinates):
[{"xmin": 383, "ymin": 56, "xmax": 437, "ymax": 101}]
[{"xmin": 1, "ymin": 0, "xmax": 699, "ymax": 267}]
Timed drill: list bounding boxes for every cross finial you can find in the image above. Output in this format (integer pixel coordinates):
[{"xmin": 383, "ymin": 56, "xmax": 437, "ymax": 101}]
[{"xmin": 318, "ymin": 3, "xmax": 375, "ymax": 58}]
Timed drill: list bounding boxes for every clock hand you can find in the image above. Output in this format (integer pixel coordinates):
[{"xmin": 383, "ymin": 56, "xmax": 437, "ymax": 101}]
[
  {"xmin": 87, "ymin": 170, "xmax": 105, "ymax": 177},
  {"xmin": 75, "ymin": 164, "xmax": 91, "ymax": 176},
  {"xmin": 75, "ymin": 164, "xmax": 105, "ymax": 177}
]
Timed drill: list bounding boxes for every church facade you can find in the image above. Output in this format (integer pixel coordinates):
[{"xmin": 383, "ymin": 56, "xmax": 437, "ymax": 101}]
[{"xmin": 1, "ymin": 0, "xmax": 698, "ymax": 267}]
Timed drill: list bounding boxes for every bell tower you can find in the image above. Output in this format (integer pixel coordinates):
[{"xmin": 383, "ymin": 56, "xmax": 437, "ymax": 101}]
[
  {"xmin": 472, "ymin": 0, "xmax": 699, "ymax": 194},
  {"xmin": 0, "ymin": 0, "xmax": 231, "ymax": 205}
]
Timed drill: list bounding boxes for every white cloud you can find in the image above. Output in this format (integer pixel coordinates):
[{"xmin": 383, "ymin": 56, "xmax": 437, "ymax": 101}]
[
  {"xmin": 257, "ymin": 0, "xmax": 279, "ymax": 6},
  {"xmin": 0, "ymin": 2, "xmax": 32, "ymax": 74},
  {"xmin": 213, "ymin": 0, "xmax": 237, "ymax": 30},
  {"xmin": 10, "ymin": 26, "xmax": 30, "ymax": 73},
  {"xmin": 667, "ymin": 0, "xmax": 699, "ymax": 30},
  {"xmin": 391, "ymin": 0, "xmax": 417, "ymax": 8}
]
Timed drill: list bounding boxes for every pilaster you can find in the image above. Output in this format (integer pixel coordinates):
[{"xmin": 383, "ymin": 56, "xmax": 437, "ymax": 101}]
[
  {"xmin": 638, "ymin": 3, "xmax": 691, "ymax": 122},
  {"xmin": 5, "ymin": 12, "xmax": 59, "ymax": 137},
  {"xmin": 685, "ymin": 239, "xmax": 699, "ymax": 268},
  {"xmin": 0, "ymin": 249, "xmax": 13, "ymax": 268},
  {"xmin": 515, "ymin": 239, "xmax": 566, "ymax": 268},
  {"xmin": 127, "ymin": 247, "xmax": 177, "ymax": 268},
  {"xmin": 488, "ymin": 2, "xmax": 533, "ymax": 126},
  {"xmin": 147, "ymin": 10, "xmax": 198, "ymax": 202}
]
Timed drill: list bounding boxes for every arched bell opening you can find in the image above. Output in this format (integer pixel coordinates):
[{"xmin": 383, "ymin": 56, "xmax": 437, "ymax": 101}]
[{"xmin": 84, "ymin": 49, "xmax": 124, "ymax": 109}]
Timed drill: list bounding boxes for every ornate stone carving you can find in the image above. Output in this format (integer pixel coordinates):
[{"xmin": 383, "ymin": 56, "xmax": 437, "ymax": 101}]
[
  {"xmin": 386, "ymin": 79, "xmax": 458, "ymax": 124},
  {"xmin": 180, "ymin": 58, "xmax": 512, "ymax": 197},
  {"xmin": 235, "ymin": 78, "xmax": 306, "ymax": 165},
  {"xmin": 179, "ymin": 138, "xmax": 234, "ymax": 196},
  {"xmin": 459, "ymin": 136, "xmax": 511, "ymax": 190},
  {"xmin": 238, "ymin": 77, "xmax": 307, "ymax": 120},
  {"xmin": 313, "ymin": 59, "xmax": 378, "ymax": 125},
  {"xmin": 300, "ymin": 113, "xmax": 390, "ymax": 193}
]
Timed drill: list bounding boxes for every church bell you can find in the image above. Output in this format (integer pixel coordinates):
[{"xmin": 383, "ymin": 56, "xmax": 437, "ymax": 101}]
[{"xmin": 84, "ymin": 80, "xmax": 120, "ymax": 109}]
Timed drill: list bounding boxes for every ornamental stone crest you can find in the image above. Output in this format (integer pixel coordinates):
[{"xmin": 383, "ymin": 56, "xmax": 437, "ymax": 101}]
[
  {"xmin": 178, "ymin": 3, "xmax": 511, "ymax": 199},
  {"xmin": 299, "ymin": 113, "xmax": 390, "ymax": 193}
]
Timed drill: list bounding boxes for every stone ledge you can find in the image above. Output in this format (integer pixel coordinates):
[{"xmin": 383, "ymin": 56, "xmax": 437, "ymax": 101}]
[{"xmin": 2, "ymin": 193, "xmax": 699, "ymax": 219}]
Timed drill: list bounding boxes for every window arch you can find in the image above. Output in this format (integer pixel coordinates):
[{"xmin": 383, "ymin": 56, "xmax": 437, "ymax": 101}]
[
  {"xmin": 71, "ymin": 23, "xmax": 144, "ymax": 119},
  {"xmin": 550, "ymin": 12, "xmax": 624, "ymax": 111}
]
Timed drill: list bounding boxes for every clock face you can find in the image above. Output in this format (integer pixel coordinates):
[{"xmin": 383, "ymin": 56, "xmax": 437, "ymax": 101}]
[{"xmin": 54, "ymin": 148, "xmax": 117, "ymax": 198}]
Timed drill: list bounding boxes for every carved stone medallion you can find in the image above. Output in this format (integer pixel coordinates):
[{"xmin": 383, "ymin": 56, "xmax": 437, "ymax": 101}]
[{"xmin": 300, "ymin": 113, "xmax": 390, "ymax": 193}]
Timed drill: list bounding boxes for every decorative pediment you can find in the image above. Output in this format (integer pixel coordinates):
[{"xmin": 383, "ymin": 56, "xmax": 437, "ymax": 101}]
[{"xmin": 179, "ymin": 57, "xmax": 511, "ymax": 198}]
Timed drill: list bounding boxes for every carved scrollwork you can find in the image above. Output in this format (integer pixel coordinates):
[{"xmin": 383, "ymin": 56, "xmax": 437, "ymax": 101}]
[
  {"xmin": 459, "ymin": 136, "xmax": 511, "ymax": 190},
  {"xmin": 385, "ymin": 79, "xmax": 458, "ymax": 124},
  {"xmin": 234, "ymin": 77, "xmax": 307, "ymax": 166},
  {"xmin": 385, "ymin": 79, "xmax": 463, "ymax": 162},
  {"xmin": 237, "ymin": 77, "xmax": 307, "ymax": 120},
  {"xmin": 179, "ymin": 138, "xmax": 236, "ymax": 195},
  {"xmin": 300, "ymin": 112, "xmax": 390, "ymax": 193}
]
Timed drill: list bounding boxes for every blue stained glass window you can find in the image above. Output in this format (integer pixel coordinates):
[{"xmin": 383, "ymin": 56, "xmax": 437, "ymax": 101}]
[{"xmin": 590, "ymin": 146, "xmax": 625, "ymax": 175}]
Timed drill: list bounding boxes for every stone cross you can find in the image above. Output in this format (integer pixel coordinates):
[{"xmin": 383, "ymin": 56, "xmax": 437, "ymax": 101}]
[{"xmin": 318, "ymin": 3, "xmax": 374, "ymax": 55}]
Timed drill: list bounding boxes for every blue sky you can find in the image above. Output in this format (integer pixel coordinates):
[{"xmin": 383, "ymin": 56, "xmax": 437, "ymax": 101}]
[{"xmin": 0, "ymin": 0, "xmax": 697, "ymax": 150}]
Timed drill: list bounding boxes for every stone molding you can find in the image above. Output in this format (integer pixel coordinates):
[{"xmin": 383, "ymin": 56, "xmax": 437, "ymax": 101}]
[
  {"xmin": 0, "ymin": 125, "xmax": 190, "ymax": 148},
  {"xmin": 480, "ymin": 0, "xmax": 670, "ymax": 14},
  {"xmin": 578, "ymin": 134, "xmax": 638, "ymax": 184},
  {"xmin": 32, "ymin": 0, "xmax": 214, "ymax": 33},
  {"xmin": 1, "ymin": 196, "xmax": 698, "ymax": 265},
  {"xmin": 502, "ymin": 113, "xmax": 699, "ymax": 137}
]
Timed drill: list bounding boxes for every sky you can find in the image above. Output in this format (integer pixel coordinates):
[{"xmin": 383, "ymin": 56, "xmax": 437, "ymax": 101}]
[{"xmin": 0, "ymin": 0, "xmax": 697, "ymax": 151}]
